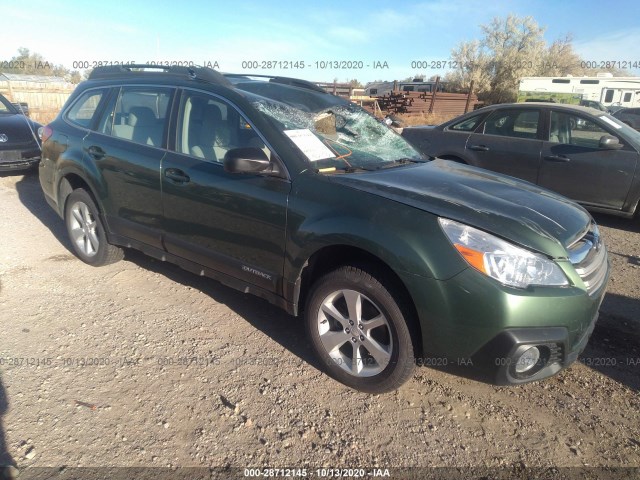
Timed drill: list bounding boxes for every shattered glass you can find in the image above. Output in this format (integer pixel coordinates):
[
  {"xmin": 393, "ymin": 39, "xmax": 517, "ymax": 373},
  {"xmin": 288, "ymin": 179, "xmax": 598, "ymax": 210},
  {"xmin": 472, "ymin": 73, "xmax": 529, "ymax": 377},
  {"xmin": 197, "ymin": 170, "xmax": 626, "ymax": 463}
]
[{"xmin": 245, "ymin": 91, "xmax": 423, "ymax": 171}]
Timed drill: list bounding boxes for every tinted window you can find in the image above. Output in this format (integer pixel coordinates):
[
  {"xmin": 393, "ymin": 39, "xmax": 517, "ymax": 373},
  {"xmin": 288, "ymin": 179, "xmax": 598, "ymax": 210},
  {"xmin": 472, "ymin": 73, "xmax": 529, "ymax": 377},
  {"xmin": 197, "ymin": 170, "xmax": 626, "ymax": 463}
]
[
  {"xmin": 0, "ymin": 94, "xmax": 16, "ymax": 113},
  {"xmin": 604, "ymin": 90, "xmax": 615, "ymax": 103},
  {"xmin": 482, "ymin": 109, "xmax": 539, "ymax": 139},
  {"xmin": 624, "ymin": 92, "xmax": 632, "ymax": 103},
  {"xmin": 176, "ymin": 91, "xmax": 268, "ymax": 163},
  {"xmin": 66, "ymin": 89, "xmax": 107, "ymax": 128},
  {"xmin": 549, "ymin": 111, "xmax": 610, "ymax": 148},
  {"xmin": 99, "ymin": 87, "xmax": 173, "ymax": 147},
  {"xmin": 449, "ymin": 114, "xmax": 483, "ymax": 132}
]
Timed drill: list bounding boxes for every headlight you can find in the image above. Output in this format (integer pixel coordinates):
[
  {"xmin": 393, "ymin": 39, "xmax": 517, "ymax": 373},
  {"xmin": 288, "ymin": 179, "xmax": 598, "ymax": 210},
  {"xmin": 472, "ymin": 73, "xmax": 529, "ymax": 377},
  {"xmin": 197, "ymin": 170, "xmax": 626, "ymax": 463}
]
[{"xmin": 439, "ymin": 218, "xmax": 569, "ymax": 289}]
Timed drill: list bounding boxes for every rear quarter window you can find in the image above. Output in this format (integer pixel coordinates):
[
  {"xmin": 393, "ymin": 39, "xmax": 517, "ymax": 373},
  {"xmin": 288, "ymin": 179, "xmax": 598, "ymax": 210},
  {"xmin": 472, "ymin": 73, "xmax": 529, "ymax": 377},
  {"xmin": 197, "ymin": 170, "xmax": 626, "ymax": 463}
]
[{"xmin": 65, "ymin": 89, "xmax": 107, "ymax": 128}]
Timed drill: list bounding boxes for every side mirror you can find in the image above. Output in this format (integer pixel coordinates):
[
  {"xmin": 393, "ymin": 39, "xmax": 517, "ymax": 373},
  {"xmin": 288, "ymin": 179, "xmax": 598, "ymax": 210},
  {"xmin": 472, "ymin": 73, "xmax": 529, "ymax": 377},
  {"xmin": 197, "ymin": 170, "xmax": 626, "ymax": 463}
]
[
  {"xmin": 223, "ymin": 147, "xmax": 271, "ymax": 174},
  {"xmin": 599, "ymin": 135, "xmax": 624, "ymax": 150}
]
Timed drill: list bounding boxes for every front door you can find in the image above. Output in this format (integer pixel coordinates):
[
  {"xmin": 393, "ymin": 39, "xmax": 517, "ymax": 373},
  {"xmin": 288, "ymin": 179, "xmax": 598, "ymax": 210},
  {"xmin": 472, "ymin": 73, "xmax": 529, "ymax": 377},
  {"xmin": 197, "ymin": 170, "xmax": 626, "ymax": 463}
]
[
  {"xmin": 465, "ymin": 108, "xmax": 543, "ymax": 183},
  {"xmin": 160, "ymin": 89, "xmax": 291, "ymax": 291}
]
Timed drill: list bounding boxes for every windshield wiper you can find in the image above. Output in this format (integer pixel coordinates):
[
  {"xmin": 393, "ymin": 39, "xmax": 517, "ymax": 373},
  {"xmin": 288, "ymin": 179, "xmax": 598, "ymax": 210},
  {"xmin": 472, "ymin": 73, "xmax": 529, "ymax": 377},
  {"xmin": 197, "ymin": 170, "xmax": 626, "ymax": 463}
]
[
  {"xmin": 396, "ymin": 157, "xmax": 428, "ymax": 163},
  {"xmin": 316, "ymin": 165, "xmax": 372, "ymax": 174},
  {"xmin": 370, "ymin": 158, "xmax": 426, "ymax": 170}
]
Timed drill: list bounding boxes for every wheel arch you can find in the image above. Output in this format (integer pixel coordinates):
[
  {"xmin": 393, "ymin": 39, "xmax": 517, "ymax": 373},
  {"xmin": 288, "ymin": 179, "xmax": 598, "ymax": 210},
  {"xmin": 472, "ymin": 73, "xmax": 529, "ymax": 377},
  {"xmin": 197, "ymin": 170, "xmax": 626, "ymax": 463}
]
[
  {"xmin": 57, "ymin": 172, "xmax": 100, "ymax": 217},
  {"xmin": 296, "ymin": 244, "xmax": 423, "ymax": 357}
]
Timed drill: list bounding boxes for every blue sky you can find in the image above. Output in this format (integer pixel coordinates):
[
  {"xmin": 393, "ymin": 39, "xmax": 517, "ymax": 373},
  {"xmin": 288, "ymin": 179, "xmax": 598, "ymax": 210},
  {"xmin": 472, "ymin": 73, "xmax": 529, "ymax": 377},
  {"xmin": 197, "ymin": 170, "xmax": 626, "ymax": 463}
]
[{"xmin": 2, "ymin": 0, "xmax": 640, "ymax": 83}]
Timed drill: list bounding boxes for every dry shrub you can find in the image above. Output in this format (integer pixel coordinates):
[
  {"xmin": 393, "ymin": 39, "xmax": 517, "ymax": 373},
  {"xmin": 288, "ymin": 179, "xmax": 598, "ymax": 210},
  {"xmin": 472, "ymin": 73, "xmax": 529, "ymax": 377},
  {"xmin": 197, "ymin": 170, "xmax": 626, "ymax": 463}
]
[
  {"xmin": 395, "ymin": 112, "xmax": 455, "ymax": 127},
  {"xmin": 31, "ymin": 111, "xmax": 60, "ymax": 124}
]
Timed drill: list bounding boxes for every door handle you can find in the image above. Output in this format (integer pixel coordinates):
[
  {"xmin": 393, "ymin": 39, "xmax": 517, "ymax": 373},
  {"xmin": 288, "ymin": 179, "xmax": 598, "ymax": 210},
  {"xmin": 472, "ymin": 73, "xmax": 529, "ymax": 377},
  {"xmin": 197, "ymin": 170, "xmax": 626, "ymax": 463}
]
[
  {"xmin": 544, "ymin": 155, "xmax": 570, "ymax": 162},
  {"xmin": 87, "ymin": 145, "xmax": 105, "ymax": 159},
  {"xmin": 469, "ymin": 145, "xmax": 489, "ymax": 152},
  {"xmin": 164, "ymin": 168, "xmax": 190, "ymax": 183}
]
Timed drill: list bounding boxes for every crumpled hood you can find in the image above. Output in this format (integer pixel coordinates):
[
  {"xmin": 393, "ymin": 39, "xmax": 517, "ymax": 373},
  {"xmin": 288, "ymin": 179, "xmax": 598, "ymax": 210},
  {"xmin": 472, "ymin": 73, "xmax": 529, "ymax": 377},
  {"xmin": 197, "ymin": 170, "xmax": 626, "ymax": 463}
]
[
  {"xmin": 329, "ymin": 159, "xmax": 591, "ymax": 258},
  {"xmin": 0, "ymin": 114, "xmax": 41, "ymax": 146}
]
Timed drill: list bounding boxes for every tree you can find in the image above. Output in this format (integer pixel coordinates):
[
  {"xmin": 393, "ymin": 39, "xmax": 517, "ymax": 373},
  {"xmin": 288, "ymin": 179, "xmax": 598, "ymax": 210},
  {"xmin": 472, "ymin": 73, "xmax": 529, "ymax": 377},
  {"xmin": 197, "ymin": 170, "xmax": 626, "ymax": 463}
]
[
  {"xmin": 445, "ymin": 39, "xmax": 492, "ymax": 95},
  {"xmin": 0, "ymin": 47, "xmax": 82, "ymax": 83},
  {"xmin": 444, "ymin": 15, "xmax": 623, "ymax": 104}
]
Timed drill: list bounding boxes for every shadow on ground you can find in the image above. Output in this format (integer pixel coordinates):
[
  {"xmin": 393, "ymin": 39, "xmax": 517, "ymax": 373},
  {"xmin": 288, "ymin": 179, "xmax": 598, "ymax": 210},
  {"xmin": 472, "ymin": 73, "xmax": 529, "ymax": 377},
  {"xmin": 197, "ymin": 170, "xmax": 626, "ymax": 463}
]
[
  {"xmin": 9, "ymin": 172, "xmax": 320, "ymax": 373},
  {"xmin": 583, "ymin": 301, "xmax": 640, "ymax": 392},
  {"xmin": 0, "ymin": 374, "xmax": 16, "ymax": 471},
  {"xmin": 10, "ymin": 169, "xmax": 72, "ymax": 253},
  {"xmin": 592, "ymin": 212, "xmax": 640, "ymax": 234},
  {"xmin": 124, "ymin": 250, "xmax": 320, "ymax": 372},
  {"xmin": 8, "ymin": 171, "xmax": 640, "ymax": 392}
]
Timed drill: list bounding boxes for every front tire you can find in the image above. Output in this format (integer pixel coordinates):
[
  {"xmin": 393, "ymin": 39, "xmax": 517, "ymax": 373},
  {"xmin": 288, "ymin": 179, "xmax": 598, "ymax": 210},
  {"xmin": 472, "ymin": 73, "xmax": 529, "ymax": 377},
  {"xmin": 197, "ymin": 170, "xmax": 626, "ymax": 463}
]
[
  {"xmin": 64, "ymin": 189, "xmax": 124, "ymax": 266},
  {"xmin": 304, "ymin": 265, "xmax": 415, "ymax": 393}
]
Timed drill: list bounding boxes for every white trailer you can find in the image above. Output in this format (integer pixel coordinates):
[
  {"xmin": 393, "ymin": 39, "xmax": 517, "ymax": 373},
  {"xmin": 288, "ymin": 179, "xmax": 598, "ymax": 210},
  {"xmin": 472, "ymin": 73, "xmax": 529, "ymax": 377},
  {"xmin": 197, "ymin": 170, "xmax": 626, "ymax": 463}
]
[{"xmin": 518, "ymin": 74, "xmax": 640, "ymax": 108}]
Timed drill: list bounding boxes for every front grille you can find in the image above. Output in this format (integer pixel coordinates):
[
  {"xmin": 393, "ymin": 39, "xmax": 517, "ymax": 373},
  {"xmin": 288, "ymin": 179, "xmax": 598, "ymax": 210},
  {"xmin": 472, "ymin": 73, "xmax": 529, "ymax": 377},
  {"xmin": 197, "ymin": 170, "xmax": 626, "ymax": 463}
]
[{"xmin": 568, "ymin": 223, "xmax": 609, "ymax": 296}]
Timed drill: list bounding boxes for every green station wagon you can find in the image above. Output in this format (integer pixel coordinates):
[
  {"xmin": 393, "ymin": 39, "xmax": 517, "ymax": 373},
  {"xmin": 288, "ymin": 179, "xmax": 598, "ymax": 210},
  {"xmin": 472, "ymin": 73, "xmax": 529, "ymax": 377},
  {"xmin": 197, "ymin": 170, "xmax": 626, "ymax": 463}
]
[{"xmin": 39, "ymin": 65, "xmax": 610, "ymax": 392}]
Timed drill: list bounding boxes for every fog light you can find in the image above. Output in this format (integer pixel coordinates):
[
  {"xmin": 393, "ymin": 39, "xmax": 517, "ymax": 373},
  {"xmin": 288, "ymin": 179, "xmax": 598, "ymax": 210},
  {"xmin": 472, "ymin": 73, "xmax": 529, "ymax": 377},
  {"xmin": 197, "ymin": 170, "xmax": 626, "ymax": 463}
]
[{"xmin": 515, "ymin": 347, "xmax": 540, "ymax": 373}]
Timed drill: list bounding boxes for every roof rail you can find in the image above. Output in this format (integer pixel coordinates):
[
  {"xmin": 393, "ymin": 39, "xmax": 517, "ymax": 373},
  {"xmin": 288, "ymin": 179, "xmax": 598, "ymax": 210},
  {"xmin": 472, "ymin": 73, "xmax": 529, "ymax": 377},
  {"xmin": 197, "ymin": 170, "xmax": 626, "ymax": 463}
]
[
  {"xmin": 88, "ymin": 64, "xmax": 231, "ymax": 86},
  {"xmin": 224, "ymin": 73, "xmax": 328, "ymax": 94}
]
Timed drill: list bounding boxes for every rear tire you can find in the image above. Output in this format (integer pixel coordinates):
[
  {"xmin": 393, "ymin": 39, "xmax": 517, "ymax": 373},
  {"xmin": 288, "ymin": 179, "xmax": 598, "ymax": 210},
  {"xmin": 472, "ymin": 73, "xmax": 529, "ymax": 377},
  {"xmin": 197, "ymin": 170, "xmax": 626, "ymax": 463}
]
[
  {"xmin": 64, "ymin": 189, "xmax": 123, "ymax": 266},
  {"xmin": 304, "ymin": 265, "xmax": 415, "ymax": 393}
]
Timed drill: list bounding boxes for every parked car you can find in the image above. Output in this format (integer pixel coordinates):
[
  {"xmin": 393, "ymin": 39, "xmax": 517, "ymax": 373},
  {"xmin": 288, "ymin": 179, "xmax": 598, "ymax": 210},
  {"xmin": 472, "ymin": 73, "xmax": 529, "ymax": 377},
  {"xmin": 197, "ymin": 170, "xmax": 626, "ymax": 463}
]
[
  {"xmin": 611, "ymin": 107, "xmax": 640, "ymax": 131},
  {"xmin": 11, "ymin": 102, "xmax": 30, "ymax": 117},
  {"xmin": 40, "ymin": 66, "xmax": 609, "ymax": 392},
  {"xmin": 0, "ymin": 93, "xmax": 42, "ymax": 171},
  {"xmin": 607, "ymin": 105, "xmax": 626, "ymax": 115},
  {"xmin": 403, "ymin": 102, "xmax": 640, "ymax": 218},
  {"xmin": 579, "ymin": 100, "xmax": 608, "ymax": 112}
]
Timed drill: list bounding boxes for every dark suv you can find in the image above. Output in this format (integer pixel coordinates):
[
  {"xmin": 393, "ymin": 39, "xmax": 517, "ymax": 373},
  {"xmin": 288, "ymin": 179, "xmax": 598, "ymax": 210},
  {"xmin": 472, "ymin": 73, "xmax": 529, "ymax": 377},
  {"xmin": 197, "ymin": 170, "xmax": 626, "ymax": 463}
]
[{"xmin": 40, "ymin": 65, "xmax": 610, "ymax": 393}]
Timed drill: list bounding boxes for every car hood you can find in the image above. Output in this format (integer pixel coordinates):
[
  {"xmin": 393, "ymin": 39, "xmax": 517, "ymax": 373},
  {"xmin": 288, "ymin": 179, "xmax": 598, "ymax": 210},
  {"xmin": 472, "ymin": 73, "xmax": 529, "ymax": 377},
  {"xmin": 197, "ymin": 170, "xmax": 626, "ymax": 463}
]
[
  {"xmin": 0, "ymin": 114, "xmax": 41, "ymax": 145},
  {"xmin": 329, "ymin": 160, "xmax": 591, "ymax": 258}
]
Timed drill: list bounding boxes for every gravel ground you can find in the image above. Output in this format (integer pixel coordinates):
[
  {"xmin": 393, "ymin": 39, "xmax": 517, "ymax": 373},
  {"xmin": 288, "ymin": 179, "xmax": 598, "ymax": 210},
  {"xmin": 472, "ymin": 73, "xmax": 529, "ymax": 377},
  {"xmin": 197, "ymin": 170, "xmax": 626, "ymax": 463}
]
[{"xmin": 0, "ymin": 170, "xmax": 639, "ymax": 479}]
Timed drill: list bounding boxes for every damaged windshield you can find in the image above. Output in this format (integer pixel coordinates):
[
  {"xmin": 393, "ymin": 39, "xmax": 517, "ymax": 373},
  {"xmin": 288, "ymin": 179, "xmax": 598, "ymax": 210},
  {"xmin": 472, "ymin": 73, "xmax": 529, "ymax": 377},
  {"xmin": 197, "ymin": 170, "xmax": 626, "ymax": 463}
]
[{"xmin": 236, "ymin": 81, "xmax": 423, "ymax": 172}]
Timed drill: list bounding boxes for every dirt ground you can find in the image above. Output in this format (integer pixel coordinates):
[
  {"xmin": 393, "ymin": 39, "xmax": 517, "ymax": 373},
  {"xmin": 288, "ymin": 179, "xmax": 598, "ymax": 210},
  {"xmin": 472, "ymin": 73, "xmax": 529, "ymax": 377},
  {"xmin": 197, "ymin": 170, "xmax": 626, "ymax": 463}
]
[{"xmin": 0, "ymin": 170, "xmax": 639, "ymax": 479}]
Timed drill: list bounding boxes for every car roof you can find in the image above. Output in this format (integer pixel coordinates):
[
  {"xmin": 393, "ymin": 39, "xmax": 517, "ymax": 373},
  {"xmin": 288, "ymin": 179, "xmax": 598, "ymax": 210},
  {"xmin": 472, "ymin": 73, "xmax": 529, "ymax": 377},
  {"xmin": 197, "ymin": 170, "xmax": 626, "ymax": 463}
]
[
  {"xmin": 490, "ymin": 102, "xmax": 605, "ymax": 116},
  {"xmin": 431, "ymin": 102, "xmax": 611, "ymax": 130},
  {"xmin": 85, "ymin": 65, "xmax": 334, "ymax": 99},
  {"xmin": 87, "ymin": 64, "xmax": 232, "ymax": 86}
]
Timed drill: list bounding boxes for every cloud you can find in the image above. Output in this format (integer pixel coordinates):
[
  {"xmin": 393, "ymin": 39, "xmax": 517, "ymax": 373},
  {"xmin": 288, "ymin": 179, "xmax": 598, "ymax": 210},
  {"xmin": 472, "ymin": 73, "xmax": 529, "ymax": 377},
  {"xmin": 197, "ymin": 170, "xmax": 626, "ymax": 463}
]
[{"xmin": 574, "ymin": 29, "xmax": 640, "ymax": 64}]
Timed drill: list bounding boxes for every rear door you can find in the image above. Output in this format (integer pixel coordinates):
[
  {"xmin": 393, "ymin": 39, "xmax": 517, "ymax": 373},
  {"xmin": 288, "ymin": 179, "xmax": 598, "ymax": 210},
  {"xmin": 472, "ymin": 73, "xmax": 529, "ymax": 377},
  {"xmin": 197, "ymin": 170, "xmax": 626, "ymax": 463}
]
[
  {"xmin": 86, "ymin": 86, "xmax": 175, "ymax": 248},
  {"xmin": 464, "ymin": 107, "xmax": 543, "ymax": 183},
  {"xmin": 160, "ymin": 89, "xmax": 291, "ymax": 291},
  {"xmin": 539, "ymin": 109, "xmax": 638, "ymax": 210}
]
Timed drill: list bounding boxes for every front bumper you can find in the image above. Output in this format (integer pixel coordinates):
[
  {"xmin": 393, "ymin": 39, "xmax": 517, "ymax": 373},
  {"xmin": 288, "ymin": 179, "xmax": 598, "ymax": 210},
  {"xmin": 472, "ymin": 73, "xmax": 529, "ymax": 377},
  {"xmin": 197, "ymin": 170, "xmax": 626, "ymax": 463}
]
[
  {"xmin": 404, "ymin": 250, "xmax": 609, "ymax": 385},
  {"xmin": 470, "ymin": 308, "xmax": 599, "ymax": 385}
]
